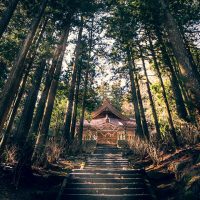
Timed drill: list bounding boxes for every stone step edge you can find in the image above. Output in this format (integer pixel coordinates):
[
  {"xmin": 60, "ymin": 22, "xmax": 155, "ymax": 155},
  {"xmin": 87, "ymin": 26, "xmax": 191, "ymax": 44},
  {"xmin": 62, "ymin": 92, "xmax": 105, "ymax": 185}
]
[{"xmin": 62, "ymin": 194, "xmax": 151, "ymax": 197}]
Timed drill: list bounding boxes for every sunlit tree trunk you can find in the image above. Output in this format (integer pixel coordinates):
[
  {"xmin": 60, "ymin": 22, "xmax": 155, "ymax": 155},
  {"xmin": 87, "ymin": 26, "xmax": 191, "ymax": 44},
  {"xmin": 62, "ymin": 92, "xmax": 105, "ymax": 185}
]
[
  {"xmin": 0, "ymin": 18, "xmax": 48, "ymax": 154},
  {"xmin": 0, "ymin": 0, "xmax": 48, "ymax": 134},
  {"xmin": 70, "ymin": 65, "xmax": 82, "ymax": 141},
  {"xmin": 171, "ymin": 56, "xmax": 196, "ymax": 122},
  {"xmin": 30, "ymin": 18, "xmax": 72, "ymax": 138},
  {"xmin": 0, "ymin": 0, "xmax": 20, "ymax": 38},
  {"xmin": 15, "ymin": 60, "xmax": 46, "ymax": 150},
  {"xmin": 182, "ymin": 34, "xmax": 200, "ymax": 84},
  {"xmin": 148, "ymin": 36, "xmax": 179, "ymax": 147},
  {"xmin": 139, "ymin": 47, "xmax": 161, "ymax": 141},
  {"xmin": 78, "ymin": 19, "xmax": 94, "ymax": 145},
  {"xmin": 64, "ymin": 16, "xmax": 84, "ymax": 144},
  {"xmin": 159, "ymin": 0, "xmax": 200, "ymax": 109},
  {"xmin": 32, "ymin": 28, "xmax": 70, "ymax": 165},
  {"xmin": 195, "ymin": 49, "xmax": 200, "ymax": 68},
  {"xmin": 132, "ymin": 59, "xmax": 149, "ymax": 140},
  {"xmin": 127, "ymin": 48, "xmax": 144, "ymax": 139},
  {"xmin": 14, "ymin": 61, "xmax": 47, "ymax": 187},
  {"xmin": 155, "ymin": 29, "xmax": 188, "ymax": 120}
]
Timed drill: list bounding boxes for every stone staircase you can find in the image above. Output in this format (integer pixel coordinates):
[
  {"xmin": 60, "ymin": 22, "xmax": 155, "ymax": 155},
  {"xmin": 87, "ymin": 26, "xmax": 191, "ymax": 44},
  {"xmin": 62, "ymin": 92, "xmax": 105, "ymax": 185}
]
[{"xmin": 57, "ymin": 145, "xmax": 155, "ymax": 200}]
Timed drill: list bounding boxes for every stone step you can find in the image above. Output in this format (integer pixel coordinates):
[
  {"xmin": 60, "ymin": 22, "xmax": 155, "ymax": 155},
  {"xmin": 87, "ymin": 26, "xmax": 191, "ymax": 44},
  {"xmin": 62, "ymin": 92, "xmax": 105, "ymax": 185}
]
[
  {"xmin": 94, "ymin": 148, "xmax": 122, "ymax": 151},
  {"xmin": 95, "ymin": 147, "xmax": 119, "ymax": 149},
  {"xmin": 95, "ymin": 148, "xmax": 120, "ymax": 151},
  {"xmin": 60, "ymin": 194, "xmax": 153, "ymax": 200},
  {"xmin": 84, "ymin": 166, "xmax": 129, "ymax": 169},
  {"xmin": 94, "ymin": 151, "xmax": 122, "ymax": 154},
  {"xmin": 63, "ymin": 188, "xmax": 147, "ymax": 195},
  {"xmin": 84, "ymin": 167, "xmax": 130, "ymax": 169},
  {"xmin": 70, "ymin": 178, "xmax": 145, "ymax": 184},
  {"xmin": 90, "ymin": 155, "xmax": 123, "ymax": 158},
  {"xmin": 65, "ymin": 182, "xmax": 146, "ymax": 189},
  {"xmin": 96, "ymin": 144, "xmax": 118, "ymax": 147},
  {"xmin": 72, "ymin": 169, "xmax": 144, "ymax": 174},
  {"xmin": 86, "ymin": 160, "xmax": 129, "ymax": 164},
  {"xmin": 91, "ymin": 154, "xmax": 122, "ymax": 156},
  {"xmin": 86, "ymin": 163, "xmax": 129, "ymax": 166},
  {"xmin": 87, "ymin": 158, "xmax": 128, "ymax": 162},
  {"xmin": 86, "ymin": 164, "xmax": 129, "ymax": 167},
  {"xmin": 86, "ymin": 161, "xmax": 129, "ymax": 164},
  {"xmin": 70, "ymin": 173, "xmax": 143, "ymax": 179},
  {"xmin": 57, "ymin": 145, "xmax": 154, "ymax": 200}
]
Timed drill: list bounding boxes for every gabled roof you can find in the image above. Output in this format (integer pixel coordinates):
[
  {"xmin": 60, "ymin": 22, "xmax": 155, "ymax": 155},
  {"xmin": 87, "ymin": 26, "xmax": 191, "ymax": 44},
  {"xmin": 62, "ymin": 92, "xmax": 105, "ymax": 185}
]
[{"xmin": 92, "ymin": 98, "xmax": 129, "ymax": 120}]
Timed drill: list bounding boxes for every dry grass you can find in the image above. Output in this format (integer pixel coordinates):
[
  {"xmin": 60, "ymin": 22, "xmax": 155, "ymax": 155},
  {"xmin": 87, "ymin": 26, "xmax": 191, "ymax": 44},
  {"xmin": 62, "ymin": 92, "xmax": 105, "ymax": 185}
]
[
  {"xmin": 3, "ymin": 146, "xmax": 17, "ymax": 164},
  {"xmin": 46, "ymin": 138, "xmax": 64, "ymax": 164}
]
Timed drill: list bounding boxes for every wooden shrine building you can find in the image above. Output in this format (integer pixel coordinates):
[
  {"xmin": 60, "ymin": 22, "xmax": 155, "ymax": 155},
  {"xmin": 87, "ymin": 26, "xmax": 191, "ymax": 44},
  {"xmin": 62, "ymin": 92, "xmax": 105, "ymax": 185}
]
[{"xmin": 82, "ymin": 99, "xmax": 136, "ymax": 146}]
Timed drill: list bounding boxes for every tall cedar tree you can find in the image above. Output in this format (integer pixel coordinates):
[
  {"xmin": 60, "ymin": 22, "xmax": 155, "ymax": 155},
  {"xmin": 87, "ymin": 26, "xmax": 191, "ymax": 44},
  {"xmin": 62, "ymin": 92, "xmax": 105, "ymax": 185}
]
[
  {"xmin": 0, "ymin": 18, "xmax": 48, "ymax": 153},
  {"xmin": 30, "ymin": 13, "xmax": 74, "ymax": 138},
  {"xmin": 32, "ymin": 27, "xmax": 70, "ymax": 165},
  {"xmin": 78, "ymin": 18, "xmax": 94, "ymax": 145},
  {"xmin": 0, "ymin": 0, "xmax": 20, "ymax": 38},
  {"xmin": 159, "ymin": 0, "xmax": 200, "ymax": 109},
  {"xmin": 0, "ymin": 0, "xmax": 48, "ymax": 133},
  {"xmin": 148, "ymin": 34, "xmax": 179, "ymax": 146},
  {"xmin": 63, "ymin": 16, "xmax": 84, "ymax": 144}
]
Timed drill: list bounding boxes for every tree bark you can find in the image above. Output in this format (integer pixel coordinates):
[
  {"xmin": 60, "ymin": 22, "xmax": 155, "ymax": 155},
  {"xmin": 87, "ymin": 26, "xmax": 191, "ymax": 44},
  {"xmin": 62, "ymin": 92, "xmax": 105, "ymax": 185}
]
[
  {"xmin": 159, "ymin": 0, "xmax": 200, "ymax": 109},
  {"xmin": 63, "ymin": 16, "xmax": 84, "ymax": 144},
  {"xmin": 70, "ymin": 65, "xmax": 82, "ymax": 141},
  {"xmin": 132, "ymin": 59, "xmax": 149, "ymax": 140},
  {"xmin": 171, "ymin": 56, "xmax": 196, "ymax": 122},
  {"xmin": 32, "ymin": 27, "xmax": 70, "ymax": 165},
  {"xmin": 182, "ymin": 35, "xmax": 200, "ymax": 84},
  {"xmin": 154, "ymin": 29, "xmax": 188, "ymax": 120},
  {"xmin": 30, "ymin": 18, "xmax": 72, "ymax": 138},
  {"xmin": 139, "ymin": 46, "xmax": 162, "ymax": 141},
  {"xmin": 0, "ymin": 0, "xmax": 48, "ymax": 134},
  {"xmin": 0, "ymin": 18, "xmax": 48, "ymax": 154},
  {"xmin": 0, "ymin": 0, "xmax": 20, "ymax": 38},
  {"xmin": 15, "ymin": 59, "xmax": 46, "ymax": 150},
  {"xmin": 127, "ymin": 48, "xmax": 144, "ymax": 139},
  {"xmin": 148, "ymin": 36, "xmax": 179, "ymax": 147},
  {"xmin": 78, "ymin": 18, "xmax": 94, "ymax": 145}
]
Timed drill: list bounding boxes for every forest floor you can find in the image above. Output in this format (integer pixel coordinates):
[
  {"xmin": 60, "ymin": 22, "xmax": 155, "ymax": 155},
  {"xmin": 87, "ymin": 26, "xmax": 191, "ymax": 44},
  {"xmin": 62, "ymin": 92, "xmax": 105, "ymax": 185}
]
[
  {"xmin": 0, "ymin": 145, "xmax": 199, "ymax": 200},
  {"xmin": 0, "ymin": 154, "xmax": 88, "ymax": 200},
  {"xmin": 129, "ymin": 143, "xmax": 200, "ymax": 200}
]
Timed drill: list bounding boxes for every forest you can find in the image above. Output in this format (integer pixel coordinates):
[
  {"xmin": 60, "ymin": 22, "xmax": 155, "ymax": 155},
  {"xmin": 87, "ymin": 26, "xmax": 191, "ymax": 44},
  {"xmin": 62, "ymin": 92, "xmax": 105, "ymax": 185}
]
[{"xmin": 0, "ymin": 0, "xmax": 200, "ymax": 199}]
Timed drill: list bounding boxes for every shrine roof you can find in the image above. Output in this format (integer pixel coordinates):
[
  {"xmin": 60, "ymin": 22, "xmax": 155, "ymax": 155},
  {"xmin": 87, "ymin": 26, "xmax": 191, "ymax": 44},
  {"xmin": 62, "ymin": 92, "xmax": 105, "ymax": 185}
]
[
  {"xmin": 82, "ymin": 117, "xmax": 136, "ymax": 128},
  {"xmin": 92, "ymin": 98, "xmax": 129, "ymax": 120}
]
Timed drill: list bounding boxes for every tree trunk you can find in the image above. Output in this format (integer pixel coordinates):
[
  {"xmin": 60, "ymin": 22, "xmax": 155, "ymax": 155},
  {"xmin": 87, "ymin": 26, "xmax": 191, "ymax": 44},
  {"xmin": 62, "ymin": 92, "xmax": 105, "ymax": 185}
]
[
  {"xmin": 195, "ymin": 49, "xmax": 200, "ymax": 68},
  {"xmin": 139, "ymin": 46, "xmax": 161, "ymax": 141},
  {"xmin": 70, "ymin": 65, "xmax": 82, "ymax": 141},
  {"xmin": 148, "ymin": 36, "xmax": 179, "ymax": 147},
  {"xmin": 182, "ymin": 35, "xmax": 200, "ymax": 84},
  {"xmin": 0, "ymin": 0, "xmax": 20, "ymax": 38},
  {"xmin": 159, "ymin": 0, "xmax": 200, "ymax": 109},
  {"xmin": 32, "ymin": 27, "xmax": 70, "ymax": 165},
  {"xmin": 78, "ymin": 18, "xmax": 94, "ymax": 145},
  {"xmin": 127, "ymin": 48, "xmax": 144, "ymax": 139},
  {"xmin": 30, "ymin": 18, "xmax": 72, "ymax": 137},
  {"xmin": 154, "ymin": 29, "xmax": 188, "ymax": 120},
  {"xmin": 132, "ymin": 59, "xmax": 149, "ymax": 140},
  {"xmin": 15, "ymin": 60, "xmax": 46, "ymax": 150},
  {"xmin": 171, "ymin": 56, "xmax": 196, "ymax": 122},
  {"xmin": 0, "ymin": 72, "xmax": 28, "ymax": 154},
  {"xmin": 0, "ymin": 0, "xmax": 48, "ymax": 134},
  {"xmin": 0, "ymin": 18, "xmax": 48, "ymax": 154},
  {"xmin": 63, "ymin": 16, "xmax": 84, "ymax": 144}
]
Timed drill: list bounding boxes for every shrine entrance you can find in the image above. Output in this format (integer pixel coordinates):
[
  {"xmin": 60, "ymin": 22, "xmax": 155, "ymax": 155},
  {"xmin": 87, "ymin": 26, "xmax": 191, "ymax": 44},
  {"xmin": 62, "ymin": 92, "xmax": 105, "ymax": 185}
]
[
  {"xmin": 80, "ymin": 99, "xmax": 136, "ymax": 146},
  {"xmin": 97, "ymin": 131, "xmax": 117, "ymax": 145}
]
